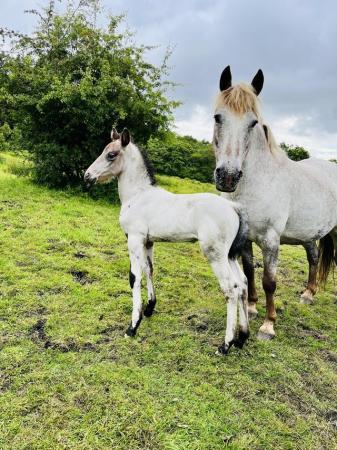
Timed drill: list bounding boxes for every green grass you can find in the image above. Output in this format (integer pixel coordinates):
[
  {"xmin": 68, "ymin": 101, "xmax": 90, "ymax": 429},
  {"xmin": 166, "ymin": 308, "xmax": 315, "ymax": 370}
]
[{"xmin": 0, "ymin": 153, "xmax": 336, "ymax": 450}]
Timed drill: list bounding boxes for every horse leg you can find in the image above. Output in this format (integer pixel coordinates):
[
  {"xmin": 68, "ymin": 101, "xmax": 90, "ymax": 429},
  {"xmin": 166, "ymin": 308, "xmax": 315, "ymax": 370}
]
[
  {"xmin": 300, "ymin": 241, "xmax": 319, "ymax": 305},
  {"xmin": 144, "ymin": 241, "xmax": 157, "ymax": 317},
  {"xmin": 125, "ymin": 235, "xmax": 146, "ymax": 337},
  {"xmin": 257, "ymin": 234, "xmax": 279, "ymax": 340},
  {"xmin": 229, "ymin": 259, "xmax": 250, "ymax": 349},
  {"xmin": 242, "ymin": 240, "xmax": 259, "ymax": 319}
]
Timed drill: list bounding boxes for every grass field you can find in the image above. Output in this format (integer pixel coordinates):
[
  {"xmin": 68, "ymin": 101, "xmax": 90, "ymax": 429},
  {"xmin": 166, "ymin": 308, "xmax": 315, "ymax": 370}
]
[{"xmin": 0, "ymin": 153, "xmax": 336, "ymax": 450}]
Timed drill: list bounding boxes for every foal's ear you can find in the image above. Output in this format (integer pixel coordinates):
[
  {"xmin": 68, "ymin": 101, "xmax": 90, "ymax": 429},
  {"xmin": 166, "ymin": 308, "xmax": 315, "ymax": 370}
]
[
  {"xmin": 111, "ymin": 127, "xmax": 120, "ymax": 141},
  {"xmin": 219, "ymin": 65, "xmax": 232, "ymax": 91},
  {"xmin": 251, "ymin": 69, "xmax": 264, "ymax": 96},
  {"xmin": 121, "ymin": 128, "xmax": 131, "ymax": 147}
]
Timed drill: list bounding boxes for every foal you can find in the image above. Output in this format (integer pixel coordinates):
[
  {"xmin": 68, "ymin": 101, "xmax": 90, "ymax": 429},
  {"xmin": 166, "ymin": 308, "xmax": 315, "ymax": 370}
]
[{"xmin": 85, "ymin": 127, "xmax": 249, "ymax": 354}]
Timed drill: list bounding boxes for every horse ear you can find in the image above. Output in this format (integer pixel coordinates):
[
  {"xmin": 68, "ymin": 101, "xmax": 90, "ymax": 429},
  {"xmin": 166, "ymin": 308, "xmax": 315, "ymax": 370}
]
[
  {"xmin": 121, "ymin": 128, "xmax": 130, "ymax": 147},
  {"xmin": 111, "ymin": 127, "xmax": 120, "ymax": 141},
  {"xmin": 219, "ymin": 65, "xmax": 232, "ymax": 91},
  {"xmin": 251, "ymin": 69, "xmax": 264, "ymax": 96}
]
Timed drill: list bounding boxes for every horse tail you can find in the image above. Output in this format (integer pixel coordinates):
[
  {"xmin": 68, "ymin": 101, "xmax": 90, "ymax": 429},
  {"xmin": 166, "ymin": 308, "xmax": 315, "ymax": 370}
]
[
  {"xmin": 228, "ymin": 205, "xmax": 249, "ymax": 260},
  {"xmin": 318, "ymin": 234, "xmax": 335, "ymax": 286}
]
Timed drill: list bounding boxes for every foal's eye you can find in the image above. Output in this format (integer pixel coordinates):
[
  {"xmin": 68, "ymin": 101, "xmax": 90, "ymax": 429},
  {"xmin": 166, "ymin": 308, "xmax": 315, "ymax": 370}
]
[
  {"xmin": 106, "ymin": 152, "xmax": 117, "ymax": 161},
  {"xmin": 214, "ymin": 114, "xmax": 221, "ymax": 124},
  {"xmin": 249, "ymin": 120, "xmax": 258, "ymax": 129}
]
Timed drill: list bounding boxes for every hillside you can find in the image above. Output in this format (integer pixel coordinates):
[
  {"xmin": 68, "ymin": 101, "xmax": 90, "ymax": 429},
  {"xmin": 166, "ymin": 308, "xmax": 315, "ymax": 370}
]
[{"xmin": 0, "ymin": 153, "xmax": 336, "ymax": 449}]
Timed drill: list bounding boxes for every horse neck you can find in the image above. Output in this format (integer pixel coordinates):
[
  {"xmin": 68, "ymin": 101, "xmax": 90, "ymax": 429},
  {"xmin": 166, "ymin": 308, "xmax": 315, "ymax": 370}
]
[
  {"xmin": 117, "ymin": 143, "xmax": 153, "ymax": 204},
  {"xmin": 243, "ymin": 135, "xmax": 285, "ymax": 182}
]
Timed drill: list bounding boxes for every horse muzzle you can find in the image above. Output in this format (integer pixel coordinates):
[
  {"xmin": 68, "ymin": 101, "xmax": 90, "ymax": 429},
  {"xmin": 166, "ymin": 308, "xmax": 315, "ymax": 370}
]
[
  {"xmin": 215, "ymin": 167, "xmax": 242, "ymax": 192},
  {"xmin": 84, "ymin": 172, "xmax": 97, "ymax": 188}
]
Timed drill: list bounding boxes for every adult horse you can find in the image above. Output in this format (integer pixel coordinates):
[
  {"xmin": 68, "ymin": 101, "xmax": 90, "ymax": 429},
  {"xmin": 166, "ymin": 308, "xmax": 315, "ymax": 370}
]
[{"xmin": 212, "ymin": 65, "xmax": 337, "ymax": 339}]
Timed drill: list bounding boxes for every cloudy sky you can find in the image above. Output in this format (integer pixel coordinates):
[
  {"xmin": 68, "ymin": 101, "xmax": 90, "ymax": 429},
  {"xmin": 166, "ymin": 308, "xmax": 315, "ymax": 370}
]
[{"xmin": 2, "ymin": 0, "xmax": 337, "ymax": 158}]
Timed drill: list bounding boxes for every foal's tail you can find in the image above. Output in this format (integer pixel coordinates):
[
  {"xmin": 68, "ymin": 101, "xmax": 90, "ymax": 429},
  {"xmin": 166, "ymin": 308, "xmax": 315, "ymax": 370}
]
[
  {"xmin": 318, "ymin": 234, "xmax": 335, "ymax": 286},
  {"xmin": 228, "ymin": 206, "xmax": 249, "ymax": 260}
]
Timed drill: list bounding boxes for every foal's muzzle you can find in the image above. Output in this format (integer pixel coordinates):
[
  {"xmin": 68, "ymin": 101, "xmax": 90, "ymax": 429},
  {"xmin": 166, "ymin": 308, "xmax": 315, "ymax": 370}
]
[
  {"xmin": 215, "ymin": 167, "xmax": 242, "ymax": 192},
  {"xmin": 84, "ymin": 172, "xmax": 97, "ymax": 188}
]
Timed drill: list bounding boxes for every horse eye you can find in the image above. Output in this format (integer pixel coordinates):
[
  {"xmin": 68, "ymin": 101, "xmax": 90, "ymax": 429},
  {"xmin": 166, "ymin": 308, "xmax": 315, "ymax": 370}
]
[
  {"xmin": 249, "ymin": 120, "xmax": 258, "ymax": 129},
  {"xmin": 106, "ymin": 152, "xmax": 117, "ymax": 161},
  {"xmin": 214, "ymin": 114, "xmax": 221, "ymax": 124}
]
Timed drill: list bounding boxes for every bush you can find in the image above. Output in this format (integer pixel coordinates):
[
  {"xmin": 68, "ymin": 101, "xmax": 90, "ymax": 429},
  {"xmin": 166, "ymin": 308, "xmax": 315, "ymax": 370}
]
[
  {"xmin": 147, "ymin": 131, "xmax": 215, "ymax": 183},
  {"xmin": 1, "ymin": 0, "xmax": 177, "ymax": 187},
  {"xmin": 280, "ymin": 142, "xmax": 310, "ymax": 161}
]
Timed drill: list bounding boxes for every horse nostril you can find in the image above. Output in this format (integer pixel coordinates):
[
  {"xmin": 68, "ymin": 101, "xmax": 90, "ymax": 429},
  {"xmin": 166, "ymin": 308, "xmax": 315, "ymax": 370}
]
[
  {"xmin": 238, "ymin": 170, "xmax": 243, "ymax": 179},
  {"xmin": 84, "ymin": 173, "xmax": 96, "ymax": 187},
  {"xmin": 216, "ymin": 168, "xmax": 221, "ymax": 176}
]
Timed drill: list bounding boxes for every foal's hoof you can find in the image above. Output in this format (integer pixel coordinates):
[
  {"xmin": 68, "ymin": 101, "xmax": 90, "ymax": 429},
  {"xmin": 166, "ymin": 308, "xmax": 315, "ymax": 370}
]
[
  {"xmin": 248, "ymin": 303, "xmax": 258, "ymax": 320},
  {"xmin": 300, "ymin": 291, "xmax": 314, "ymax": 305},
  {"xmin": 125, "ymin": 328, "xmax": 136, "ymax": 338},
  {"xmin": 216, "ymin": 341, "xmax": 234, "ymax": 355}
]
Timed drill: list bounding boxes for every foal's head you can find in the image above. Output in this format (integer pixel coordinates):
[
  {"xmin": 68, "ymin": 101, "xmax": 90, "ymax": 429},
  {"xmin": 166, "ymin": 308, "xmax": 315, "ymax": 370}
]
[
  {"xmin": 84, "ymin": 128, "xmax": 130, "ymax": 185},
  {"xmin": 213, "ymin": 66, "xmax": 266, "ymax": 192}
]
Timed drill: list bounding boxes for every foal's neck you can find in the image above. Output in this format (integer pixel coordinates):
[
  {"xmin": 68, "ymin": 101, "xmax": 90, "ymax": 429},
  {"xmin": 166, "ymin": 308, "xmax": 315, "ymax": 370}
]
[{"xmin": 118, "ymin": 143, "xmax": 155, "ymax": 204}]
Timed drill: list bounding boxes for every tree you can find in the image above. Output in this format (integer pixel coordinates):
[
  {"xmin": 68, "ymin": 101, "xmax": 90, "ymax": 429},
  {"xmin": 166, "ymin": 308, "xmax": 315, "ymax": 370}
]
[
  {"xmin": 1, "ymin": 0, "xmax": 178, "ymax": 186},
  {"xmin": 146, "ymin": 131, "xmax": 215, "ymax": 183},
  {"xmin": 280, "ymin": 142, "xmax": 310, "ymax": 161}
]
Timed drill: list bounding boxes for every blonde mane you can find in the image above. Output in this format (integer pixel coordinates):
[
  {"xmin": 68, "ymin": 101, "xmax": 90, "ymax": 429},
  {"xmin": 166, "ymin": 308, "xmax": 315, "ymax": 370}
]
[{"xmin": 216, "ymin": 83, "xmax": 262, "ymax": 120}]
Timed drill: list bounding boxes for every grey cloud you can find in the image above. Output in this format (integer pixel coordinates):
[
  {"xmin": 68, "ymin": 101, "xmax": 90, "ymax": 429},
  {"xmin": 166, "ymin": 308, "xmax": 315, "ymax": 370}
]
[{"xmin": 2, "ymin": 0, "xmax": 337, "ymax": 154}]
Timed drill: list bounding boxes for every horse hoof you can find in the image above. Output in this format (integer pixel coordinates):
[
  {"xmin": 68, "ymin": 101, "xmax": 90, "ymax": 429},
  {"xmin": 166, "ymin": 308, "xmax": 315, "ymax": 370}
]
[
  {"xmin": 257, "ymin": 330, "xmax": 275, "ymax": 341},
  {"xmin": 300, "ymin": 292, "xmax": 314, "ymax": 305},
  {"xmin": 248, "ymin": 304, "xmax": 258, "ymax": 320}
]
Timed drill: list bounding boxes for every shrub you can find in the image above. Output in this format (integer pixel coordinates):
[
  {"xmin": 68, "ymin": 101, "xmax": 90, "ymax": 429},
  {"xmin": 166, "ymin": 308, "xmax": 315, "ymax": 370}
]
[
  {"xmin": 280, "ymin": 142, "xmax": 310, "ymax": 161},
  {"xmin": 147, "ymin": 131, "xmax": 215, "ymax": 183},
  {"xmin": 1, "ymin": 0, "xmax": 177, "ymax": 187}
]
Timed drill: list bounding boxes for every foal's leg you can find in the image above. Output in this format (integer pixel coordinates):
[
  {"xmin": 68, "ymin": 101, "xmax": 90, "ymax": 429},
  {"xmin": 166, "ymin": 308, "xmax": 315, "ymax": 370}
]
[
  {"xmin": 300, "ymin": 241, "xmax": 319, "ymax": 305},
  {"xmin": 201, "ymin": 247, "xmax": 238, "ymax": 353},
  {"xmin": 125, "ymin": 235, "xmax": 146, "ymax": 337},
  {"xmin": 257, "ymin": 233, "xmax": 280, "ymax": 340},
  {"xmin": 242, "ymin": 240, "xmax": 259, "ymax": 319},
  {"xmin": 229, "ymin": 259, "xmax": 250, "ymax": 348},
  {"xmin": 144, "ymin": 242, "xmax": 157, "ymax": 317}
]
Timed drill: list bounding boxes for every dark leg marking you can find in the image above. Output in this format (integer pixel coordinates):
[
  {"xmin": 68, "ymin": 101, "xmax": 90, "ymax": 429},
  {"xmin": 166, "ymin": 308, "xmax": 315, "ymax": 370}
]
[
  {"xmin": 129, "ymin": 267, "xmax": 136, "ymax": 289},
  {"xmin": 262, "ymin": 271, "xmax": 277, "ymax": 322},
  {"xmin": 233, "ymin": 328, "xmax": 250, "ymax": 349},
  {"xmin": 125, "ymin": 314, "xmax": 143, "ymax": 337},
  {"xmin": 304, "ymin": 241, "xmax": 319, "ymax": 295},
  {"xmin": 144, "ymin": 296, "xmax": 156, "ymax": 317},
  {"xmin": 147, "ymin": 256, "xmax": 153, "ymax": 276},
  {"xmin": 145, "ymin": 240, "xmax": 153, "ymax": 250},
  {"xmin": 242, "ymin": 240, "xmax": 258, "ymax": 305}
]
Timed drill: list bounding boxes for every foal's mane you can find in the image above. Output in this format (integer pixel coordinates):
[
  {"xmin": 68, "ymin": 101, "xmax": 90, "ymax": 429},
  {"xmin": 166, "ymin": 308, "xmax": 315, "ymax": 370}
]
[{"xmin": 135, "ymin": 143, "xmax": 157, "ymax": 186}]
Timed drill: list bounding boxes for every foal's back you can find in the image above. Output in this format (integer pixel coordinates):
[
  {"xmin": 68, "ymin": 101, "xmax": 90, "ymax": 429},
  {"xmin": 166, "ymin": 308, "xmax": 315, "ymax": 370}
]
[{"xmin": 120, "ymin": 187, "xmax": 240, "ymax": 243}]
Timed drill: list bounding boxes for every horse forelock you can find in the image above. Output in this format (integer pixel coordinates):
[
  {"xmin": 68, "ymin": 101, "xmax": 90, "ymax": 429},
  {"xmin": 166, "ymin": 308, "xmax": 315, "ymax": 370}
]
[
  {"xmin": 216, "ymin": 83, "xmax": 261, "ymax": 119},
  {"xmin": 215, "ymin": 84, "xmax": 284, "ymax": 157}
]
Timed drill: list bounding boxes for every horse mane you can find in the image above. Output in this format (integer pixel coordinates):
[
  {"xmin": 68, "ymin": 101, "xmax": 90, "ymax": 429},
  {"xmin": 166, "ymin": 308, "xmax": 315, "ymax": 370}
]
[{"xmin": 215, "ymin": 83, "xmax": 262, "ymax": 120}]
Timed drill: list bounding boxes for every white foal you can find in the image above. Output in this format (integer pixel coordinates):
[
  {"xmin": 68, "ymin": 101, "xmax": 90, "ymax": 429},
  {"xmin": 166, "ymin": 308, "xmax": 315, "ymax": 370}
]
[{"xmin": 85, "ymin": 127, "xmax": 249, "ymax": 354}]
